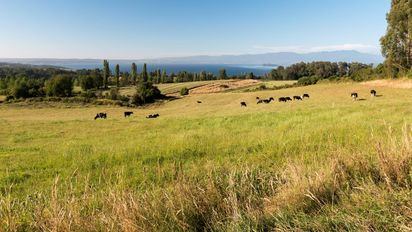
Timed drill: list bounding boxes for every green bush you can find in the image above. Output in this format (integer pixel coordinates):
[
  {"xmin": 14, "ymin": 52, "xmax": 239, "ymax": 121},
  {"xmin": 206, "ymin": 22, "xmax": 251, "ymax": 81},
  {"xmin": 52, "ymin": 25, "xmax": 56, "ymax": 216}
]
[
  {"xmin": 80, "ymin": 90, "xmax": 97, "ymax": 99},
  {"xmin": 180, "ymin": 87, "xmax": 189, "ymax": 96},
  {"xmin": 132, "ymin": 81, "xmax": 162, "ymax": 105},
  {"xmin": 45, "ymin": 75, "xmax": 73, "ymax": 97},
  {"xmin": 297, "ymin": 76, "xmax": 321, "ymax": 86}
]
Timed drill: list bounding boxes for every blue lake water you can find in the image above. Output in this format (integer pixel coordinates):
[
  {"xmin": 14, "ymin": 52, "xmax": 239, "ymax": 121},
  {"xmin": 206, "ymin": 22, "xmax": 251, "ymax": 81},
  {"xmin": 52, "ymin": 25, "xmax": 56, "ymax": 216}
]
[{"xmin": 62, "ymin": 63, "xmax": 275, "ymax": 76}]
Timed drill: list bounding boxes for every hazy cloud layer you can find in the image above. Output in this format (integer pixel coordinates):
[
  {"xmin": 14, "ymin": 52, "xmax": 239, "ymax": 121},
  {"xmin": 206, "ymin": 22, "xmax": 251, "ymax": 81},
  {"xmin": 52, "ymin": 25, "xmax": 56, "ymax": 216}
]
[{"xmin": 253, "ymin": 44, "xmax": 379, "ymax": 54}]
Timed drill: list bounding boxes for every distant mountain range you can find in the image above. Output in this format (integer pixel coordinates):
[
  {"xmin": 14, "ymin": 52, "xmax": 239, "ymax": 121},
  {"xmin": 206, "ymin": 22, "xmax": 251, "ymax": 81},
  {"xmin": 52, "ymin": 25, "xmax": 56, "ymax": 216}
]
[{"xmin": 0, "ymin": 50, "xmax": 383, "ymax": 69}]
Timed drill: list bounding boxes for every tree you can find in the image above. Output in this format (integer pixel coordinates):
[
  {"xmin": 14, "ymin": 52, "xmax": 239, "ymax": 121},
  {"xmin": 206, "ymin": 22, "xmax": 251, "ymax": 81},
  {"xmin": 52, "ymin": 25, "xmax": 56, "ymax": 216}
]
[
  {"xmin": 131, "ymin": 63, "xmax": 137, "ymax": 85},
  {"xmin": 141, "ymin": 63, "xmax": 148, "ymax": 82},
  {"xmin": 115, "ymin": 64, "xmax": 120, "ymax": 87},
  {"xmin": 79, "ymin": 75, "xmax": 95, "ymax": 91},
  {"xmin": 161, "ymin": 70, "xmax": 167, "ymax": 83},
  {"xmin": 218, "ymin": 68, "xmax": 228, "ymax": 80},
  {"xmin": 132, "ymin": 81, "xmax": 162, "ymax": 105},
  {"xmin": 103, "ymin": 60, "xmax": 110, "ymax": 88},
  {"xmin": 45, "ymin": 75, "xmax": 73, "ymax": 97},
  {"xmin": 91, "ymin": 69, "xmax": 103, "ymax": 88},
  {"xmin": 380, "ymin": 0, "xmax": 411, "ymax": 74}
]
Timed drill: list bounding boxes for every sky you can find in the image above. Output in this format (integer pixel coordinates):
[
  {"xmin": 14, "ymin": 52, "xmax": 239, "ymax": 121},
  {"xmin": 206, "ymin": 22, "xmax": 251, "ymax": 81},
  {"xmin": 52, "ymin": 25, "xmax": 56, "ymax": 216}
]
[{"xmin": 0, "ymin": 0, "xmax": 390, "ymax": 59}]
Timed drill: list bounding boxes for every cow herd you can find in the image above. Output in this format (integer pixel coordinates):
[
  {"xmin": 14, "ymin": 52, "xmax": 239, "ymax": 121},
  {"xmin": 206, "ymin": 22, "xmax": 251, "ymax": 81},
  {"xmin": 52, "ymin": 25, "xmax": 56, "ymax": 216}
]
[
  {"xmin": 351, "ymin": 89, "xmax": 379, "ymax": 101},
  {"xmin": 94, "ymin": 112, "xmax": 160, "ymax": 120},
  {"xmin": 241, "ymin": 94, "xmax": 310, "ymax": 107},
  {"xmin": 94, "ymin": 89, "xmax": 381, "ymax": 119}
]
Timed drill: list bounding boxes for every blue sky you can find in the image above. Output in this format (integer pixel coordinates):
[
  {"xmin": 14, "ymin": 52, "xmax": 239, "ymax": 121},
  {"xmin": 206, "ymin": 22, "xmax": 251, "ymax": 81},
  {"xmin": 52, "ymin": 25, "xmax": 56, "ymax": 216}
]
[{"xmin": 0, "ymin": 0, "xmax": 390, "ymax": 59}]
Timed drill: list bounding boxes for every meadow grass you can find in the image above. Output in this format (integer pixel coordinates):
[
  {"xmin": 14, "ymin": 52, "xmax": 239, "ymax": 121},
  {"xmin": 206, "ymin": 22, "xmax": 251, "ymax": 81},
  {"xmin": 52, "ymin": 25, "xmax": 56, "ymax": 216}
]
[
  {"xmin": 235, "ymin": 80, "xmax": 297, "ymax": 92},
  {"xmin": 120, "ymin": 80, "xmax": 229, "ymax": 96},
  {"xmin": 1, "ymin": 82, "xmax": 412, "ymax": 231}
]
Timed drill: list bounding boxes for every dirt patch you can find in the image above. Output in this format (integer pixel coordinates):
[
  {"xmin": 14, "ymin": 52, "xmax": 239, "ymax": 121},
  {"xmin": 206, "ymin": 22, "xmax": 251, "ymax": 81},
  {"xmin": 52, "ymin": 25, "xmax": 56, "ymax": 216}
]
[
  {"xmin": 361, "ymin": 79, "xmax": 412, "ymax": 89},
  {"xmin": 189, "ymin": 79, "xmax": 262, "ymax": 95}
]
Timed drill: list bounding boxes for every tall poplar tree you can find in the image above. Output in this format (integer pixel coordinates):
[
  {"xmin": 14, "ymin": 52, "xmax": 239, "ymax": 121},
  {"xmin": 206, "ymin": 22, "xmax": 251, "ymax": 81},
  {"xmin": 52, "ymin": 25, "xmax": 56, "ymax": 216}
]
[
  {"xmin": 115, "ymin": 64, "xmax": 120, "ymax": 87},
  {"xmin": 103, "ymin": 60, "xmax": 110, "ymax": 89},
  {"xmin": 141, "ymin": 63, "xmax": 148, "ymax": 82},
  {"xmin": 131, "ymin": 63, "xmax": 137, "ymax": 85}
]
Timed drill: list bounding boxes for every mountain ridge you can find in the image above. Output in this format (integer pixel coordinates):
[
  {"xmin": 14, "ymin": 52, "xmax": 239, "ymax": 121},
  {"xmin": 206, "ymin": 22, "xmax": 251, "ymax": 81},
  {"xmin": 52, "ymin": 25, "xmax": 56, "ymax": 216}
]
[{"xmin": 0, "ymin": 50, "xmax": 383, "ymax": 67}]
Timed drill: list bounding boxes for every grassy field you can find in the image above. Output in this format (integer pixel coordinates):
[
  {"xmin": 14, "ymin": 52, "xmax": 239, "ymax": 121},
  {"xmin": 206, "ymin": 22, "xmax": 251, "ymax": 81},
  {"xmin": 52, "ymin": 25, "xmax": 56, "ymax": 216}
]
[
  {"xmin": 2, "ymin": 82, "xmax": 412, "ymax": 231},
  {"xmin": 236, "ymin": 80, "xmax": 297, "ymax": 92},
  {"xmin": 120, "ymin": 80, "xmax": 229, "ymax": 96}
]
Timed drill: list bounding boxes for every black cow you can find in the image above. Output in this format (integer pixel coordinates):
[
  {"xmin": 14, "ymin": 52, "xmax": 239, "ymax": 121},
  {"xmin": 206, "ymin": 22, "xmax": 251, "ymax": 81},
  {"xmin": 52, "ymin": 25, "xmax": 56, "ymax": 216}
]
[
  {"xmin": 278, "ymin": 97, "xmax": 287, "ymax": 103},
  {"xmin": 197, "ymin": 101, "xmax": 202, "ymax": 104},
  {"xmin": 257, "ymin": 99, "xmax": 263, "ymax": 104},
  {"xmin": 370, "ymin": 90, "xmax": 377, "ymax": 97},
  {"xmin": 285, "ymin": 97, "xmax": 292, "ymax": 101},
  {"xmin": 351, "ymin": 93, "xmax": 358, "ymax": 100},
  {"xmin": 146, "ymin": 113, "xmax": 160, "ymax": 119},
  {"xmin": 262, "ymin": 97, "xmax": 274, "ymax": 104},
  {"xmin": 94, "ymin": 112, "xmax": 107, "ymax": 120},
  {"xmin": 124, "ymin": 111, "xmax": 134, "ymax": 117},
  {"xmin": 241, "ymin": 102, "xmax": 247, "ymax": 107},
  {"xmin": 302, "ymin": 94, "xmax": 310, "ymax": 99},
  {"xmin": 293, "ymin": 96, "xmax": 302, "ymax": 100}
]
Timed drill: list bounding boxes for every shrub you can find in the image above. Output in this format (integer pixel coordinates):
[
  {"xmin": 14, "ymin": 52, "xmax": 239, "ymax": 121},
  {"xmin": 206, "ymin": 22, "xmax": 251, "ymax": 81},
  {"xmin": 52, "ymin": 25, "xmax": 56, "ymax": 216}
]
[
  {"xmin": 80, "ymin": 90, "xmax": 97, "ymax": 99},
  {"xmin": 180, "ymin": 87, "xmax": 189, "ymax": 96},
  {"xmin": 257, "ymin": 84, "xmax": 267, "ymax": 90},
  {"xmin": 297, "ymin": 76, "xmax": 321, "ymax": 86},
  {"xmin": 108, "ymin": 88, "xmax": 121, "ymax": 100},
  {"xmin": 132, "ymin": 82, "xmax": 162, "ymax": 105},
  {"xmin": 45, "ymin": 75, "xmax": 73, "ymax": 97}
]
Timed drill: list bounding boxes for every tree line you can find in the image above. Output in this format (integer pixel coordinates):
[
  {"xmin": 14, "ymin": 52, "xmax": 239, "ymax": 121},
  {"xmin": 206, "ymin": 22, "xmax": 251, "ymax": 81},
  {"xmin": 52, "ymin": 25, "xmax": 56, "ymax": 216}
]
[{"xmin": 264, "ymin": 61, "xmax": 384, "ymax": 85}]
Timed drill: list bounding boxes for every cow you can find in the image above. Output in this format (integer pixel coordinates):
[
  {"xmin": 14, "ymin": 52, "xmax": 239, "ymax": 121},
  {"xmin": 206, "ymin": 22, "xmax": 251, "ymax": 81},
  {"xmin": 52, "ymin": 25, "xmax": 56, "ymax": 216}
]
[
  {"xmin": 94, "ymin": 112, "xmax": 107, "ymax": 120},
  {"xmin": 370, "ymin": 90, "xmax": 377, "ymax": 97},
  {"xmin": 278, "ymin": 97, "xmax": 287, "ymax": 103},
  {"xmin": 351, "ymin": 93, "xmax": 358, "ymax": 100},
  {"xmin": 263, "ymin": 97, "xmax": 274, "ymax": 104},
  {"xmin": 293, "ymin": 96, "xmax": 303, "ymax": 101},
  {"xmin": 285, "ymin": 97, "xmax": 292, "ymax": 101},
  {"xmin": 240, "ymin": 102, "xmax": 247, "ymax": 107},
  {"xmin": 124, "ymin": 111, "xmax": 134, "ymax": 117},
  {"xmin": 197, "ymin": 101, "xmax": 202, "ymax": 104},
  {"xmin": 146, "ymin": 114, "xmax": 160, "ymax": 119},
  {"xmin": 302, "ymin": 94, "xmax": 310, "ymax": 99},
  {"xmin": 257, "ymin": 99, "xmax": 263, "ymax": 104}
]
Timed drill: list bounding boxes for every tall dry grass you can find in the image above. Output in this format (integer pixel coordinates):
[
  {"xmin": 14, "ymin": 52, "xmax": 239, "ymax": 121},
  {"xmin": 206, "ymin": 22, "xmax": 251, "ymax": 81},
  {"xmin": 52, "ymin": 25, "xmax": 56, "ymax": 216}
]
[{"xmin": 2, "ymin": 125, "xmax": 412, "ymax": 231}]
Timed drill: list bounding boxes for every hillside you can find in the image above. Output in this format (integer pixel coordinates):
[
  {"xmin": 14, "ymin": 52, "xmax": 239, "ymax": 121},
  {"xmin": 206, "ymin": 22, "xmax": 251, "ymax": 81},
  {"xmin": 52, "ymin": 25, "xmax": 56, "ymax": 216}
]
[{"xmin": 1, "ymin": 81, "xmax": 412, "ymax": 230}]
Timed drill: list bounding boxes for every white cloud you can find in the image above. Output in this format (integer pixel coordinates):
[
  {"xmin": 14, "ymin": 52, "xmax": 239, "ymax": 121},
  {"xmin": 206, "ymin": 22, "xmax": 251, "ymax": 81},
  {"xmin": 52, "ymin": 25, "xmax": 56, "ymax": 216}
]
[{"xmin": 253, "ymin": 44, "xmax": 380, "ymax": 54}]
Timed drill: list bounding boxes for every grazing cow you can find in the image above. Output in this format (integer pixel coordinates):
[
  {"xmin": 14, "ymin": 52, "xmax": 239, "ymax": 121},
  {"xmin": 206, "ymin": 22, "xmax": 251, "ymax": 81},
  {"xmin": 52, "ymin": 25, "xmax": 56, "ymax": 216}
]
[
  {"xmin": 351, "ymin": 93, "xmax": 358, "ymax": 100},
  {"xmin": 94, "ymin": 112, "xmax": 107, "ymax": 120},
  {"xmin": 302, "ymin": 94, "xmax": 310, "ymax": 99},
  {"xmin": 124, "ymin": 111, "xmax": 134, "ymax": 117},
  {"xmin": 285, "ymin": 97, "xmax": 292, "ymax": 101},
  {"xmin": 240, "ymin": 102, "xmax": 247, "ymax": 107},
  {"xmin": 257, "ymin": 99, "xmax": 263, "ymax": 104},
  {"xmin": 146, "ymin": 113, "xmax": 160, "ymax": 119},
  {"xmin": 278, "ymin": 97, "xmax": 287, "ymax": 103},
  {"xmin": 197, "ymin": 100, "xmax": 202, "ymax": 104},
  {"xmin": 370, "ymin": 90, "xmax": 377, "ymax": 97},
  {"xmin": 293, "ymin": 96, "xmax": 303, "ymax": 101}
]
